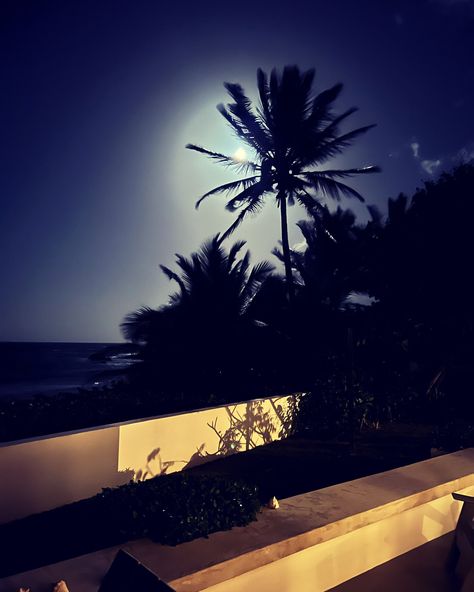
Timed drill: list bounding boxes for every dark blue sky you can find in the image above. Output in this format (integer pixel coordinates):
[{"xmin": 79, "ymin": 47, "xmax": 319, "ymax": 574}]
[{"xmin": 1, "ymin": 0, "xmax": 473, "ymax": 342}]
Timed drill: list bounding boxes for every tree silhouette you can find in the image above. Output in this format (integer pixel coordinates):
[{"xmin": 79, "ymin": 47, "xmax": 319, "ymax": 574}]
[
  {"xmin": 122, "ymin": 236, "xmax": 275, "ymax": 389},
  {"xmin": 159, "ymin": 235, "xmax": 273, "ymax": 321},
  {"xmin": 187, "ymin": 65, "xmax": 379, "ymax": 302},
  {"xmin": 280, "ymin": 206, "xmax": 364, "ymax": 313},
  {"xmin": 361, "ymin": 164, "xmax": 474, "ymax": 397}
]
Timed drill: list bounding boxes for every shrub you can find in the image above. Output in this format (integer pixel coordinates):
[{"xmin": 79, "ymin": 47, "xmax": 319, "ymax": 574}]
[{"xmin": 100, "ymin": 472, "xmax": 260, "ymax": 545}]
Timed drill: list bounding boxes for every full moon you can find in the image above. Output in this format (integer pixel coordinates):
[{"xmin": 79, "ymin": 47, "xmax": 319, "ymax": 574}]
[{"xmin": 233, "ymin": 147, "xmax": 247, "ymax": 162}]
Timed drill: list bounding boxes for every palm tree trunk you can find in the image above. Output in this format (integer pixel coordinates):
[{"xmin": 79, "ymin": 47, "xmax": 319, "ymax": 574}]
[{"xmin": 279, "ymin": 191, "xmax": 294, "ymax": 304}]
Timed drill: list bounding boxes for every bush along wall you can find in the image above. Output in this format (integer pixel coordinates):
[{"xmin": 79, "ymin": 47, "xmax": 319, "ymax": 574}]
[{"xmin": 0, "ymin": 472, "xmax": 260, "ymax": 578}]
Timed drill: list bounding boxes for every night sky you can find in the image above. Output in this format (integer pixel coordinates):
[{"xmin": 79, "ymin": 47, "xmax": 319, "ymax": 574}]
[{"xmin": 1, "ymin": 0, "xmax": 473, "ymax": 342}]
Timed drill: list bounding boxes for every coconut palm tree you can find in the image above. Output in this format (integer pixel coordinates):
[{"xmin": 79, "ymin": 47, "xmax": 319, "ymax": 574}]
[
  {"xmin": 158, "ymin": 234, "xmax": 273, "ymax": 323},
  {"xmin": 187, "ymin": 65, "xmax": 380, "ymax": 302}
]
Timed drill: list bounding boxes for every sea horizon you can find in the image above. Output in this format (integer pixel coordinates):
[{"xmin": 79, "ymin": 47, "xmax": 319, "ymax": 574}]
[
  {"xmin": 0, "ymin": 340, "xmax": 125, "ymax": 344},
  {"xmin": 0, "ymin": 341, "xmax": 134, "ymax": 400}
]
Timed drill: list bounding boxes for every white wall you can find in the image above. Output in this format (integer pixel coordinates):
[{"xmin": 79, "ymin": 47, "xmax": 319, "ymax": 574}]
[{"xmin": 0, "ymin": 395, "xmax": 297, "ymax": 524}]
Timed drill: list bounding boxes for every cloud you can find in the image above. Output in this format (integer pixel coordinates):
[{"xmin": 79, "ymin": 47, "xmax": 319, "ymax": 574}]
[
  {"xmin": 410, "ymin": 139, "xmax": 443, "ymax": 176},
  {"xmin": 410, "ymin": 142, "xmax": 420, "ymax": 159},
  {"xmin": 421, "ymin": 159, "xmax": 442, "ymax": 175},
  {"xmin": 411, "ymin": 139, "xmax": 473, "ymax": 176}
]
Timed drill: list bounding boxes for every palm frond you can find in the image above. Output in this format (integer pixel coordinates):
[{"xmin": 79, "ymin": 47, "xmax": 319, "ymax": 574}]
[
  {"xmin": 220, "ymin": 194, "xmax": 265, "ymax": 241},
  {"xmin": 307, "ymin": 165, "xmax": 381, "ymax": 179},
  {"xmin": 186, "ymin": 143, "xmax": 259, "ymax": 174},
  {"xmin": 247, "ymin": 260, "xmax": 274, "ymax": 283},
  {"xmin": 216, "ymin": 103, "xmax": 248, "ymax": 138},
  {"xmin": 195, "ymin": 176, "xmax": 259, "ymax": 209},
  {"xmin": 241, "ymin": 260, "xmax": 274, "ymax": 305},
  {"xmin": 225, "ymin": 182, "xmax": 266, "ymax": 212},
  {"xmin": 186, "ymin": 143, "xmax": 234, "ymax": 164},
  {"xmin": 257, "ymin": 68, "xmax": 272, "ymax": 123},
  {"xmin": 323, "ymin": 124, "xmax": 377, "ymax": 153},
  {"xmin": 294, "ymin": 189, "xmax": 327, "ymax": 216},
  {"xmin": 303, "ymin": 172, "xmax": 366, "ymax": 202},
  {"xmin": 222, "ymin": 82, "xmax": 272, "ymax": 155},
  {"xmin": 235, "ymin": 250, "xmax": 251, "ymax": 281},
  {"xmin": 319, "ymin": 107, "xmax": 359, "ymax": 136},
  {"xmin": 308, "ymin": 83, "xmax": 343, "ymax": 126},
  {"xmin": 300, "ymin": 124, "xmax": 377, "ymax": 167},
  {"xmin": 173, "ymin": 255, "xmax": 196, "ymax": 292},
  {"xmin": 121, "ymin": 306, "xmax": 162, "ymax": 343},
  {"xmin": 227, "ymin": 239, "xmax": 247, "ymax": 267},
  {"xmin": 160, "ymin": 265, "xmax": 188, "ymax": 296}
]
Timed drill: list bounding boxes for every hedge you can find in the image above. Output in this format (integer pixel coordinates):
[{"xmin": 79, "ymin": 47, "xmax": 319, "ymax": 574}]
[
  {"xmin": 0, "ymin": 472, "xmax": 260, "ymax": 578},
  {"xmin": 0, "ymin": 377, "xmax": 306, "ymax": 443}
]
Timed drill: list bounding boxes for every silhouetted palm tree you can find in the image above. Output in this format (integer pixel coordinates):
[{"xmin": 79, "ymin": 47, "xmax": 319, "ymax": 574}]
[
  {"xmin": 121, "ymin": 305, "xmax": 177, "ymax": 345},
  {"xmin": 187, "ymin": 65, "xmax": 379, "ymax": 301},
  {"xmin": 159, "ymin": 234, "xmax": 273, "ymax": 322},
  {"xmin": 121, "ymin": 236, "xmax": 274, "ymax": 380}
]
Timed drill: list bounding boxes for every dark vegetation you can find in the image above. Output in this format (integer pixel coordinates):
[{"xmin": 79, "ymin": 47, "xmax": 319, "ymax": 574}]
[
  {"xmin": 0, "ymin": 472, "xmax": 259, "ymax": 578},
  {"xmin": 2, "ymin": 162, "xmax": 471, "ymax": 448},
  {"xmin": 1, "ymin": 66, "xmax": 472, "ymax": 453},
  {"xmin": 120, "ymin": 161, "xmax": 474, "ymax": 451}
]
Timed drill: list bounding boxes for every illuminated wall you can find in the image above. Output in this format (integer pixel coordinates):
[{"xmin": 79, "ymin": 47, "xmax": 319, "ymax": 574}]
[
  {"xmin": 0, "ymin": 394, "xmax": 298, "ymax": 524},
  {"xmin": 118, "ymin": 396, "xmax": 296, "ymax": 479}
]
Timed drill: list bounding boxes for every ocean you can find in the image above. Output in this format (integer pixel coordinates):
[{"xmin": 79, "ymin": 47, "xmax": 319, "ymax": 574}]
[{"xmin": 0, "ymin": 342, "xmax": 136, "ymax": 399}]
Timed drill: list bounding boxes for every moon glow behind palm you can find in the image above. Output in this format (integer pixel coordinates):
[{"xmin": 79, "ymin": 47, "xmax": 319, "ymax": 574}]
[{"xmin": 234, "ymin": 147, "xmax": 248, "ymax": 162}]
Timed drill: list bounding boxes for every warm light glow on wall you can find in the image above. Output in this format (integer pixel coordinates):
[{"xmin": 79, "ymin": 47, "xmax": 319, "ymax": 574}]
[{"xmin": 118, "ymin": 396, "xmax": 295, "ymax": 481}]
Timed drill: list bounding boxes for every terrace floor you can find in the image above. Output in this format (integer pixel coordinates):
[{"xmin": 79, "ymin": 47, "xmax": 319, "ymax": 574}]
[{"xmin": 330, "ymin": 532, "xmax": 458, "ymax": 591}]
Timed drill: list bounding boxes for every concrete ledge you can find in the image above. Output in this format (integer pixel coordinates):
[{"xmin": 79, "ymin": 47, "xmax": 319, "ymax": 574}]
[
  {"xmin": 170, "ymin": 449, "xmax": 474, "ymax": 591},
  {"xmin": 2, "ymin": 449, "xmax": 474, "ymax": 592}
]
